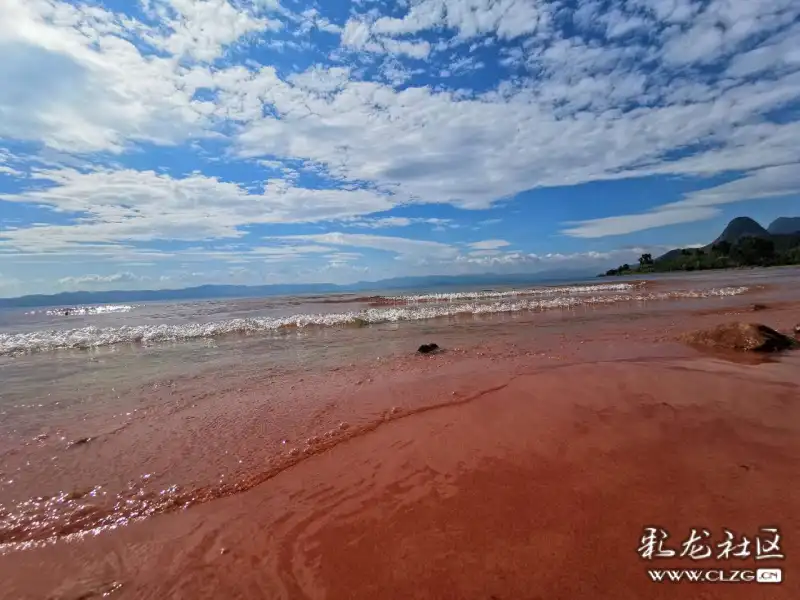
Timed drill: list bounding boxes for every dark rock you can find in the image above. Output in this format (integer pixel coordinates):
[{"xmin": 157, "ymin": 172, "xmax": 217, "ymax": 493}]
[
  {"xmin": 417, "ymin": 343, "xmax": 440, "ymax": 354},
  {"xmin": 681, "ymin": 322, "xmax": 798, "ymax": 353},
  {"xmin": 794, "ymin": 324, "xmax": 800, "ymax": 336},
  {"xmin": 751, "ymin": 303, "xmax": 768, "ymax": 311}
]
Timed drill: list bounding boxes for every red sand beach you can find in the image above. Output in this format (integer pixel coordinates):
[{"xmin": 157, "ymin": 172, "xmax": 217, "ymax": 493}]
[{"xmin": 0, "ymin": 278, "xmax": 799, "ymax": 599}]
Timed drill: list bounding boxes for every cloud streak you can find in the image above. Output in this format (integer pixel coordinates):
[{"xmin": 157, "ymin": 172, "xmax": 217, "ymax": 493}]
[{"xmin": 563, "ymin": 165, "xmax": 800, "ymax": 238}]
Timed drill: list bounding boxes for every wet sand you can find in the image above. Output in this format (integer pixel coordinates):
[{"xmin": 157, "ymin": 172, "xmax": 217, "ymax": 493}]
[{"xmin": 1, "ymin": 288, "xmax": 799, "ymax": 598}]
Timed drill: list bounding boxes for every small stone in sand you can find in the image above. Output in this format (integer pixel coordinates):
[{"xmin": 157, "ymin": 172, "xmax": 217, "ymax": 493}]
[
  {"xmin": 417, "ymin": 343, "xmax": 440, "ymax": 354},
  {"xmin": 338, "ymin": 422, "xmax": 349, "ymax": 431},
  {"xmin": 751, "ymin": 303, "xmax": 768, "ymax": 311},
  {"xmin": 67, "ymin": 437, "xmax": 93, "ymax": 448},
  {"xmin": 681, "ymin": 322, "xmax": 797, "ymax": 353}
]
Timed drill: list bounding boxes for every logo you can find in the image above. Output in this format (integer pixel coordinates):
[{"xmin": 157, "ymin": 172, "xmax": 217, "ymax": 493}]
[
  {"xmin": 756, "ymin": 568, "xmax": 782, "ymax": 584},
  {"xmin": 639, "ymin": 527, "xmax": 786, "ymax": 585},
  {"xmin": 637, "ymin": 526, "xmax": 785, "ymax": 562}
]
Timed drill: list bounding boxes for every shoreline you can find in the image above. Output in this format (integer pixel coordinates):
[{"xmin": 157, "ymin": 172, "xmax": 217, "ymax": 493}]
[
  {"xmin": 600, "ymin": 264, "xmax": 800, "ymax": 278},
  {"xmin": 0, "ymin": 288, "xmax": 799, "ymax": 598}
]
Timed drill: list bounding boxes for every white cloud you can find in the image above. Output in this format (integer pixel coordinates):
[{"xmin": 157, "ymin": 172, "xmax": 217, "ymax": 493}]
[
  {"xmin": 726, "ymin": 24, "xmax": 800, "ymax": 77},
  {"xmin": 345, "ymin": 217, "xmax": 455, "ymax": 228},
  {"xmin": 563, "ymin": 164, "xmax": 800, "ymax": 238},
  {"xmin": 288, "ymin": 65, "xmax": 352, "ymax": 93},
  {"xmin": 0, "ymin": 0, "xmax": 222, "ymax": 153},
  {"xmin": 341, "ymin": 18, "xmax": 373, "ymax": 50},
  {"xmin": 298, "ymin": 8, "xmax": 342, "ymax": 35},
  {"xmin": 5, "ymin": 0, "xmax": 800, "ymax": 206},
  {"xmin": 562, "ymin": 206, "xmax": 721, "ymax": 239},
  {"xmin": 271, "ymin": 232, "xmax": 459, "ymax": 259},
  {"xmin": 370, "ymin": 0, "xmax": 545, "ymax": 40},
  {"xmin": 154, "ymin": 0, "xmax": 282, "ymax": 62},
  {"xmin": 228, "ymin": 40, "xmax": 800, "ymax": 215},
  {"xmin": 440, "ymin": 54, "xmax": 484, "ymax": 77},
  {"xmin": 0, "ymin": 167, "xmax": 396, "ymax": 252},
  {"xmin": 378, "ymin": 57, "xmax": 425, "ymax": 85},
  {"xmin": 380, "ymin": 38, "xmax": 431, "ymax": 60},
  {"xmin": 340, "ymin": 17, "xmax": 431, "ymax": 59},
  {"xmin": 468, "ymin": 239, "xmax": 510, "ymax": 250},
  {"xmin": 675, "ymin": 164, "xmax": 800, "ymax": 208},
  {"xmin": 0, "ymin": 166, "xmax": 22, "ymax": 177},
  {"xmin": 659, "ymin": 0, "xmax": 799, "ymax": 66},
  {"xmin": 350, "ymin": 217, "xmax": 413, "ymax": 228},
  {"xmin": 0, "ymin": 149, "xmax": 24, "ymax": 177},
  {"xmin": 58, "ymin": 271, "xmax": 147, "ymax": 286}
]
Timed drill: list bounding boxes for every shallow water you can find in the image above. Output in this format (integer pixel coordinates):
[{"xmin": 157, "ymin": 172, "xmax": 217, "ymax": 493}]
[{"xmin": 0, "ymin": 269, "xmax": 798, "ymax": 558}]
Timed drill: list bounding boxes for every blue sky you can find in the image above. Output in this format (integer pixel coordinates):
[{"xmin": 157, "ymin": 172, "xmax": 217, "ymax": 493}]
[{"xmin": 1, "ymin": 0, "xmax": 799, "ymax": 296}]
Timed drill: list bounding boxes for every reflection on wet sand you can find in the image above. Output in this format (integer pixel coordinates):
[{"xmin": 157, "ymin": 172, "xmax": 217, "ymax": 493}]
[
  {"xmin": 2, "ymin": 355, "xmax": 799, "ymax": 600},
  {"xmin": 0, "ymin": 272, "xmax": 798, "ymax": 599}
]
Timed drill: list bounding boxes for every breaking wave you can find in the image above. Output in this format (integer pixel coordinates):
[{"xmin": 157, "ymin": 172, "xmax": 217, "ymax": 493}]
[
  {"xmin": 24, "ymin": 305, "xmax": 137, "ymax": 317},
  {"xmin": 0, "ymin": 287, "xmax": 748, "ymax": 356},
  {"xmin": 383, "ymin": 282, "xmax": 642, "ymax": 303}
]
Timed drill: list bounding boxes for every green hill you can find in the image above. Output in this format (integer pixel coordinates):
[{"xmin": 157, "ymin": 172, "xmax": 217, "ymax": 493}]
[
  {"xmin": 713, "ymin": 216, "xmax": 771, "ymax": 244},
  {"xmin": 768, "ymin": 217, "xmax": 800, "ymax": 235},
  {"xmin": 601, "ymin": 216, "xmax": 800, "ymax": 276}
]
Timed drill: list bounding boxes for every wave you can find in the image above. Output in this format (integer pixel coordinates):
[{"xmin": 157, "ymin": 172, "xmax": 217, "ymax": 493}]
[
  {"xmin": 24, "ymin": 305, "xmax": 137, "ymax": 317},
  {"xmin": 381, "ymin": 282, "xmax": 643, "ymax": 303},
  {"xmin": 0, "ymin": 287, "xmax": 748, "ymax": 356},
  {"xmin": 338, "ymin": 282, "xmax": 643, "ymax": 305}
]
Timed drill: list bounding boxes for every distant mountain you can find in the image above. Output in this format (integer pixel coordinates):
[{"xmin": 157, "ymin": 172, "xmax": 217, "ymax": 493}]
[
  {"xmin": 352, "ymin": 269, "xmax": 596, "ymax": 292},
  {"xmin": 713, "ymin": 216, "xmax": 771, "ymax": 244},
  {"xmin": 0, "ymin": 270, "xmax": 598, "ymax": 308},
  {"xmin": 0, "ymin": 284, "xmax": 344, "ymax": 309},
  {"xmin": 768, "ymin": 217, "xmax": 800, "ymax": 235}
]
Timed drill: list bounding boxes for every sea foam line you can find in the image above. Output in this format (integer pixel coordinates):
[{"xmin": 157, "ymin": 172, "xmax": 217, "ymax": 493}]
[
  {"xmin": 385, "ymin": 282, "xmax": 641, "ymax": 302},
  {"xmin": 0, "ymin": 287, "xmax": 748, "ymax": 356},
  {"xmin": 24, "ymin": 304, "xmax": 137, "ymax": 316}
]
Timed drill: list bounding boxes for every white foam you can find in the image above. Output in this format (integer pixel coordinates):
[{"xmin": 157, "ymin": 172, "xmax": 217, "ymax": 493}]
[
  {"xmin": 0, "ymin": 287, "xmax": 748, "ymax": 356},
  {"xmin": 44, "ymin": 304, "xmax": 137, "ymax": 316},
  {"xmin": 385, "ymin": 282, "xmax": 641, "ymax": 302}
]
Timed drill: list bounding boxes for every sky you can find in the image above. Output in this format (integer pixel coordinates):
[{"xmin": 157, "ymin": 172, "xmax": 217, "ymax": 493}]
[{"xmin": 1, "ymin": 0, "xmax": 799, "ymax": 296}]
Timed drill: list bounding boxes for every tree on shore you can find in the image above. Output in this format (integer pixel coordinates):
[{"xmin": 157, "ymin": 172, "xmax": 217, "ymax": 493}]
[
  {"xmin": 712, "ymin": 240, "xmax": 732, "ymax": 255},
  {"xmin": 730, "ymin": 236, "xmax": 775, "ymax": 265}
]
